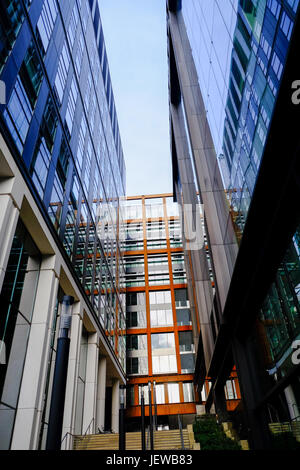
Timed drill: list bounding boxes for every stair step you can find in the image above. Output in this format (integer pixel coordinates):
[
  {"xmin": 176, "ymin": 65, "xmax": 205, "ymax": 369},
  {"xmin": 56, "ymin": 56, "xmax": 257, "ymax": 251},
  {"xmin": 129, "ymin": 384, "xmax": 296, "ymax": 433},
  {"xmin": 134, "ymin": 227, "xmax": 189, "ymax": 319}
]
[{"xmin": 73, "ymin": 429, "xmax": 193, "ymax": 451}]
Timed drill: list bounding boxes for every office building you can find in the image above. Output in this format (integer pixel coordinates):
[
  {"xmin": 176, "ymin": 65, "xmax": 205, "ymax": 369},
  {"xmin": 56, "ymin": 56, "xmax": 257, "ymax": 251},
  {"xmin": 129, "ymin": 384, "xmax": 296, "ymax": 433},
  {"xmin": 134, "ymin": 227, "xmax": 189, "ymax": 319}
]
[
  {"xmin": 167, "ymin": 0, "xmax": 300, "ymax": 449},
  {"xmin": 0, "ymin": 0, "xmax": 126, "ymax": 449},
  {"xmin": 124, "ymin": 194, "xmax": 241, "ymax": 431}
]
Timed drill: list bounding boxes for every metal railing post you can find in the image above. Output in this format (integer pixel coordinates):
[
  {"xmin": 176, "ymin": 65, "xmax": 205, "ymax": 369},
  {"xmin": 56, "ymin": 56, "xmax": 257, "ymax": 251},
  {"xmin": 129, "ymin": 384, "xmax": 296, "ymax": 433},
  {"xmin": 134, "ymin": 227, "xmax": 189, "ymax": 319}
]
[
  {"xmin": 141, "ymin": 391, "xmax": 146, "ymax": 451},
  {"xmin": 148, "ymin": 382, "xmax": 154, "ymax": 450},
  {"xmin": 178, "ymin": 414, "xmax": 185, "ymax": 450},
  {"xmin": 153, "ymin": 381, "xmax": 158, "ymax": 431}
]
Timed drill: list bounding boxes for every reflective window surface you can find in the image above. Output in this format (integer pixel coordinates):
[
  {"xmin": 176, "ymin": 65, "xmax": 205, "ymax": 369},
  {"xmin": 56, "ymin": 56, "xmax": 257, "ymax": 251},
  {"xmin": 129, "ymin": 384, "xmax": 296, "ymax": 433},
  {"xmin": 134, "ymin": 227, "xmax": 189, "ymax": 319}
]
[
  {"xmin": 168, "ymin": 383, "xmax": 180, "ymax": 403},
  {"xmin": 182, "ymin": 0, "xmax": 239, "ymax": 159},
  {"xmin": 0, "ymin": 0, "xmax": 127, "ymax": 373}
]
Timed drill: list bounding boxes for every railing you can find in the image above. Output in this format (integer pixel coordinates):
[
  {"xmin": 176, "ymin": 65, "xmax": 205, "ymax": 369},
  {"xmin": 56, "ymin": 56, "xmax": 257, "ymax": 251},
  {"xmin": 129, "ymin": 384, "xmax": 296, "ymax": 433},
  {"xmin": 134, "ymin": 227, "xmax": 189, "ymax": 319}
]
[
  {"xmin": 60, "ymin": 417, "xmax": 95, "ymax": 450},
  {"xmin": 146, "ymin": 425, "xmax": 151, "ymax": 450},
  {"xmin": 61, "ymin": 431, "xmax": 84, "ymax": 451},
  {"xmin": 83, "ymin": 417, "xmax": 95, "ymax": 436},
  {"xmin": 178, "ymin": 414, "xmax": 185, "ymax": 450}
]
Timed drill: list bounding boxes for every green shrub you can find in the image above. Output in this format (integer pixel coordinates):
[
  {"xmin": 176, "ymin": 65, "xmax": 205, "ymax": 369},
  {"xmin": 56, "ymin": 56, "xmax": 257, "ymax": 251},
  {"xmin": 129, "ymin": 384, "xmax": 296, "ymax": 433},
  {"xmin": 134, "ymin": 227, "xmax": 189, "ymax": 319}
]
[
  {"xmin": 270, "ymin": 432, "xmax": 300, "ymax": 450},
  {"xmin": 193, "ymin": 416, "xmax": 242, "ymax": 451}
]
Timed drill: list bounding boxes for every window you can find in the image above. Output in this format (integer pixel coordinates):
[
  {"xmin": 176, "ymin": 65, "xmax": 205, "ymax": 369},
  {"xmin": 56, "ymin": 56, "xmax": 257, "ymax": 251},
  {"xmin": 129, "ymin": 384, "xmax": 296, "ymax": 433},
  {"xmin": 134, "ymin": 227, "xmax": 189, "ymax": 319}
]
[
  {"xmin": 126, "ymin": 222, "xmax": 143, "ymax": 241},
  {"xmin": 54, "ymin": 41, "xmax": 70, "ymax": 104},
  {"xmin": 84, "ymin": 72, "xmax": 92, "ymax": 110},
  {"xmin": 125, "ymin": 201, "xmax": 143, "ymax": 220},
  {"xmin": 3, "ymin": 77, "xmax": 32, "ymax": 152},
  {"xmin": 260, "ymin": 34, "xmax": 272, "ymax": 60},
  {"xmin": 152, "ymin": 355, "xmax": 177, "ymax": 374},
  {"xmin": 126, "ymin": 357, "xmax": 148, "ymax": 375},
  {"xmin": 150, "ymin": 309, "xmax": 173, "ymax": 327},
  {"xmin": 77, "ymin": 115, "xmax": 87, "ymax": 170},
  {"xmin": 271, "ymin": 51, "xmax": 283, "ymax": 80},
  {"xmin": 126, "ymin": 292, "xmax": 146, "ymax": 328},
  {"xmin": 148, "ymin": 272, "xmax": 170, "ymax": 286},
  {"xmin": 224, "ymin": 379, "xmax": 238, "ymax": 400},
  {"xmin": 267, "ymin": 0, "xmax": 281, "ymax": 19},
  {"xmin": 165, "ymin": 198, "xmax": 179, "ymax": 217},
  {"xmin": 65, "ymin": 78, "xmax": 78, "ymax": 134},
  {"xmin": 67, "ymin": 3, "xmax": 79, "ymax": 48},
  {"xmin": 149, "ymin": 290, "xmax": 171, "ymax": 305},
  {"xmin": 126, "ymin": 255, "xmax": 145, "ymax": 273},
  {"xmin": 41, "ymin": 96, "xmax": 58, "ymax": 151},
  {"xmin": 126, "ymin": 292, "xmax": 145, "ymax": 307},
  {"xmin": 169, "ymin": 220, "xmax": 182, "ymax": 247},
  {"xmin": 127, "ymin": 335, "xmax": 147, "ymax": 351},
  {"xmin": 126, "ymin": 311, "xmax": 147, "ymax": 329},
  {"xmin": 31, "ymin": 135, "xmax": 52, "ymax": 198},
  {"xmin": 154, "ymin": 383, "xmax": 165, "ymax": 404},
  {"xmin": 75, "ymin": 33, "xmax": 84, "ymax": 77},
  {"xmin": 167, "ymin": 383, "xmax": 180, "ymax": 403},
  {"xmin": 36, "ymin": 0, "xmax": 58, "ymax": 54},
  {"xmin": 151, "ymin": 333, "xmax": 175, "ymax": 350},
  {"xmin": 83, "ymin": 139, "xmax": 92, "ymax": 194},
  {"xmin": 287, "ymin": 0, "xmax": 299, "ymax": 13},
  {"xmin": 179, "ymin": 331, "xmax": 194, "ymax": 352},
  {"xmin": 183, "ymin": 382, "xmax": 195, "ymax": 403},
  {"xmin": 48, "ymin": 172, "xmax": 64, "ymax": 231},
  {"xmin": 176, "ymin": 307, "xmax": 191, "ymax": 326},
  {"xmin": 174, "ymin": 289, "xmax": 189, "ymax": 307},
  {"xmin": 179, "ymin": 331, "xmax": 195, "ymax": 372},
  {"xmin": 19, "ymin": 41, "xmax": 43, "ymax": 108},
  {"xmin": 280, "ymin": 11, "xmax": 293, "ymax": 40},
  {"xmin": 172, "ymin": 253, "xmax": 186, "ymax": 284},
  {"xmin": 145, "ymin": 199, "xmax": 164, "ymax": 218},
  {"xmin": 180, "ymin": 354, "xmax": 195, "ymax": 374}
]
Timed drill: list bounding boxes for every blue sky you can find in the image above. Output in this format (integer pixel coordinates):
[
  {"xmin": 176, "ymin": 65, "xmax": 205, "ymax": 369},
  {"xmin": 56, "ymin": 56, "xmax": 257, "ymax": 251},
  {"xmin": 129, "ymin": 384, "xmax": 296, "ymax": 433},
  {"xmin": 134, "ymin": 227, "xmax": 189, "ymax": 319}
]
[{"xmin": 99, "ymin": 0, "xmax": 172, "ymax": 197}]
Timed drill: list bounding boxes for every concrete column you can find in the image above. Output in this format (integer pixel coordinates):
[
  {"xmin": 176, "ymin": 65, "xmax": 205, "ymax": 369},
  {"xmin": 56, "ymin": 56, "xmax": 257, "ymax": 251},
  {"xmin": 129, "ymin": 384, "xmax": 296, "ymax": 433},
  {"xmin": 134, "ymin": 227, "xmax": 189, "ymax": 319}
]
[
  {"xmin": 82, "ymin": 333, "xmax": 99, "ymax": 435},
  {"xmin": 0, "ymin": 255, "xmax": 41, "ymax": 450},
  {"xmin": 11, "ymin": 255, "xmax": 59, "ymax": 450},
  {"xmin": 0, "ymin": 193, "xmax": 19, "ymax": 291},
  {"xmin": 96, "ymin": 356, "xmax": 107, "ymax": 432},
  {"xmin": 61, "ymin": 302, "xmax": 83, "ymax": 449},
  {"xmin": 111, "ymin": 379, "xmax": 120, "ymax": 433},
  {"xmin": 284, "ymin": 385, "xmax": 300, "ymax": 421}
]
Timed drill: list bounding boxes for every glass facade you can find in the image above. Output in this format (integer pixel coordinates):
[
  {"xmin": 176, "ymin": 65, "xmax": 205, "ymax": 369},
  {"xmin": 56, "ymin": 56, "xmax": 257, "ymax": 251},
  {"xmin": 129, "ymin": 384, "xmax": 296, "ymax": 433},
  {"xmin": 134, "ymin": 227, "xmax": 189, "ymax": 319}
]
[
  {"xmin": 0, "ymin": 0, "xmax": 126, "ymax": 371},
  {"xmin": 185, "ymin": 0, "xmax": 300, "ymax": 393},
  {"xmin": 177, "ymin": 0, "xmax": 300, "ymax": 434}
]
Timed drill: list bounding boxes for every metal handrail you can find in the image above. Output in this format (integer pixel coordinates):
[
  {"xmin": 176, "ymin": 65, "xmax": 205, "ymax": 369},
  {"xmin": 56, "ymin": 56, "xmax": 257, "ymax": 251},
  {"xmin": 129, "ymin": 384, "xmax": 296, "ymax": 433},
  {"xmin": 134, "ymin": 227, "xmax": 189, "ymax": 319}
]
[
  {"xmin": 84, "ymin": 417, "xmax": 95, "ymax": 436},
  {"xmin": 61, "ymin": 417, "xmax": 95, "ymax": 450},
  {"xmin": 61, "ymin": 431, "xmax": 84, "ymax": 450},
  {"xmin": 178, "ymin": 414, "xmax": 185, "ymax": 450},
  {"xmin": 146, "ymin": 425, "xmax": 150, "ymax": 450},
  {"xmin": 61, "ymin": 432, "xmax": 71, "ymax": 450}
]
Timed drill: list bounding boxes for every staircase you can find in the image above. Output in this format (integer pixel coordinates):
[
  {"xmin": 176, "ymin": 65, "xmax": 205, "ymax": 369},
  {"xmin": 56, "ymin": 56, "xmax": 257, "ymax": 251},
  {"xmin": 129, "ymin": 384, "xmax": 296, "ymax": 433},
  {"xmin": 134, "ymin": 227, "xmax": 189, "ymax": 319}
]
[
  {"xmin": 269, "ymin": 421, "xmax": 300, "ymax": 442},
  {"xmin": 73, "ymin": 428, "xmax": 196, "ymax": 451}
]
